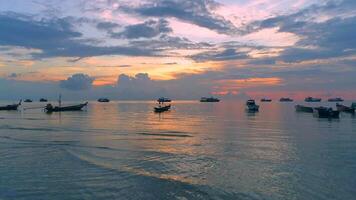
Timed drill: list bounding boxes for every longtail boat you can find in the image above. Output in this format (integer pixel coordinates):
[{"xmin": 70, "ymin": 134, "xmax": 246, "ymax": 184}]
[
  {"xmin": 157, "ymin": 97, "xmax": 172, "ymax": 103},
  {"xmin": 39, "ymin": 98, "xmax": 48, "ymax": 102},
  {"xmin": 0, "ymin": 100, "xmax": 22, "ymax": 111},
  {"xmin": 154, "ymin": 104, "xmax": 171, "ymax": 113},
  {"xmin": 305, "ymin": 97, "xmax": 322, "ymax": 102},
  {"xmin": 328, "ymin": 97, "xmax": 344, "ymax": 102},
  {"xmin": 246, "ymin": 99, "xmax": 259, "ymax": 112},
  {"xmin": 98, "ymin": 98, "xmax": 110, "ymax": 102},
  {"xmin": 261, "ymin": 98, "xmax": 272, "ymax": 102},
  {"xmin": 200, "ymin": 97, "xmax": 220, "ymax": 102},
  {"xmin": 295, "ymin": 105, "xmax": 314, "ymax": 113},
  {"xmin": 336, "ymin": 103, "xmax": 355, "ymax": 114},
  {"xmin": 280, "ymin": 97, "xmax": 293, "ymax": 102},
  {"xmin": 45, "ymin": 102, "xmax": 88, "ymax": 113},
  {"xmin": 313, "ymin": 107, "xmax": 339, "ymax": 118}
]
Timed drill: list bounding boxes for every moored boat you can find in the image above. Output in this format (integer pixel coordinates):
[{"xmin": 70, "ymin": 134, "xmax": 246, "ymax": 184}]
[
  {"xmin": 295, "ymin": 105, "xmax": 314, "ymax": 113},
  {"xmin": 39, "ymin": 98, "xmax": 48, "ymax": 102},
  {"xmin": 98, "ymin": 98, "xmax": 110, "ymax": 102},
  {"xmin": 246, "ymin": 99, "xmax": 259, "ymax": 112},
  {"xmin": 305, "ymin": 97, "xmax": 322, "ymax": 102},
  {"xmin": 200, "ymin": 97, "xmax": 220, "ymax": 102},
  {"xmin": 336, "ymin": 103, "xmax": 355, "ymax": 113},
  {"xmin": 157, "ymin": 97, "xmax": 172, "ymax": 103},
  {"xmin": 280, "ymin": 97, "xmax": 293, "ymax": 102},
  {"xmin": 352, "ymin": 103, "xmax": 356, "ymax": 109},
  {"xmin": 261, "ymin": 98, "xmax": 272, "ymax": 102},
  {"xmin": 328, "ymin": 97, "xmax": 344, "ymax": 102},
  {"xmin": 0, "ymin": 100, "xmax": 21, "ymax": 111},
  {"xmin": 45, "ymin": 102, "xmax": 88, "ymax": 113},
  {"xmin": 24, "ymin": 99, "xmax": 33, "ymax": 103},
  {"xmin": 313, "ymin": 107, "xmax": 339, "ymax": 118},
  {"xmin": 154, "ymin": 104, "xmax": 171, "ymax": 113}
]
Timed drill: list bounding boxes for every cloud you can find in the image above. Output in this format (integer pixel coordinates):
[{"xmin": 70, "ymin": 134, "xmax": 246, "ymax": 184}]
[
  {"xmin": 96, "ymin": 21, "xmax": 120, "ymax": 31},
  {"xmin": 111, "ymin": 19, "xmax": 172, "ymax": 39},
  {"xmin": 245, "ymin": 0, "xmax": 356, "ymax": 63},
  {"xmin": 120, "ymin": 0, "xmax": 239, "ymax": 35},
  {"xmin": 0, "ymin": 12, "xmax": 159, "ymax": 58},
  {"xmin": 60, "ymin": 73, "xmax": 95, "ymax": 90},
  {"xmin": 191, "ymin": 48, "xmax": 248, "ymax": 62}
]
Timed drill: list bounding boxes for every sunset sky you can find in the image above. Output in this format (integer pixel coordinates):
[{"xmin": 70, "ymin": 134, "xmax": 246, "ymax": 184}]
[{"xmin": 0, "ymin": 0, "xmax": 355, "ymax": 100}]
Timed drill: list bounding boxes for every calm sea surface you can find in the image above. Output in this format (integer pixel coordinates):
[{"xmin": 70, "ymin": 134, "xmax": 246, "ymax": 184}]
[{"xmin": 0, "ymin": 100, "xmax": 356, "ymax": 200}]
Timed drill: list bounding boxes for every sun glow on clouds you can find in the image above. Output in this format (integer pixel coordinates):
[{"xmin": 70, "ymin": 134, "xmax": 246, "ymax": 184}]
[
  {"xmin": 213, "ymin": 77, "xmax": 283, "ymax": 94},
  {"xmin": 79, "ymin": 55, "xmax": 213, "ymax": 85}
]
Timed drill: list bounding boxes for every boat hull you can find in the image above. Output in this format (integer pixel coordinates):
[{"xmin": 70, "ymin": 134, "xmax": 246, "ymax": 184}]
[
  {"xmin": 336, "ymin": 104, "xmax": 355, "ymax": 113},
  {"xmin": 154, "ymin": 105, "xmax": 171, "ymax": 113},
  {"xmin": 46, "ymin": 102, "xmax": 88, "ymax": 113},
  {"xmin": 0, "ymin": 105, "xmax": 19, "ymax": 111},
  {"xmin": 295, "ymin": 105, "xmax": 314, "ymax": 113},
  {"xmin": 313, "ymin": 107, "xmax": 340, "ymax": 118}
]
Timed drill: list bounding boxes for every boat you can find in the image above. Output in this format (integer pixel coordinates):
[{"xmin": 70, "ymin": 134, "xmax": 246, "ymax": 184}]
[
  {"xmin": 98, "ymin": 98, "xmax": 110, "ymax": 102},
  {"xmin": 24, "ymin": 99, "xmax": 33, "ymax": 103},
  {"xmin": 261, "ymin": 98, "xmax": 272, "ymax": 102},
  {"xmin": 0, "ymin": 100, "xmax": 21, "ymax": 111},
  {"xmin": 246, "ymin": 99, "xmax": 259, "ymax": 112},
  {"xmin": 313, "ymin": 107, "xmax": 340, "ymax": 118},
  {"xmin": 154, "ymin": 104, "xmax": 171, "ymax": 113},
  {"xmin": 157, "ymin": 97, "xmax": 172, "ymax": 103},
  {"xmin": 336, "ymin": 103, "xmax": 355, "ymax": 113},
  {"xmin": 39, "ymin": 98, "xmax": 48, "ymax": 102},
  {"xmin": 45, "ymin": 102, "xmax": 88, "ymax": 113},
  {"xmin": 279, "ymin": 98, "xmax": 293, "ymax": 102},
  {"xmin": 304, "ymin": 97, "xmax": 322, "ymax": 102},
  {"xmin": 295, "ymin": 105, "xmax": 314, "ymax": 113},
  {"xmin": 328, "ymin": 97, "xmax": 344, "ymax": 102},
  {"xmin": 200, "ymin": 97, "xmax": 220, "ymax": 102}
]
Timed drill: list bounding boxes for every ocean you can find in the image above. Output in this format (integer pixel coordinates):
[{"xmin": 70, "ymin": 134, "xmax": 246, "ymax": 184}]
[{"xmin": 0, "ymin": 100, "xmax": 356, "ymax": 200}]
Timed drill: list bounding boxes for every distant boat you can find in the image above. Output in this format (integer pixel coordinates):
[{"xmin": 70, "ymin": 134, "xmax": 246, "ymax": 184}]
[
  {"xmin": 0, "ymin": 100, "xmax": 21, "ymax": 111},
  {"xmin": 98, "ymin": 98, "xmax": 110, "ymax": 102},
  {"xmin": 154, "ymin": 104, "xmax": 171, "ymax": 113},
  {"xmin": 246, "ymin": 99, "xmax": 259, "ymax": 112},
  {"xmin": 45, "ymin": 102, "xmax": 88, "ymax": 113},
  {"xmin": 336, "ymin": 103, "xmax": 355, "ymax": 114},
  {"xmin": 261, "ymin": 98, "xmax": 272, "ymax": 102},
  {"xmin": 24, "ymin": 99, "xmax": 33, "ymax": 103},
  {"xmin": 295, "ymin": 105, "xmax": 314, "ymax": 113},
  {"xmin": 157, "ymin": 97, "xmax": 172, "ymax": 103},
  {"xmin": 280, "ymin": 98, "xmax": 293, "ymax": 102},
  {"xmin": 352, "ymin": 103, "xmax": 356, "ymax": 109},
  {"xmin": 328, "ymin": 98, "xmax": 344, "ymax": 102},
  {"xmin": 305, "ymin": 97, "xmax": 322, "ymax": 102},
  {"xmin": 313, "ymin": 107, "xmax": 340, "ymax": 118},
  {"xmin": 39, "ymin": 98, "xmax": 48, "ymax": 102},
  {"xmin": 200, "ymin": 97, "xmax": 220, "ymax": 102}
]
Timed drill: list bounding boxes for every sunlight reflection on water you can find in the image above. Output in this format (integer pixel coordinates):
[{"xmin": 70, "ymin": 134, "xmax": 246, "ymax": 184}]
[{"xmin": 0, "ymin": 100, "xmax": 356, "ymax": 199}]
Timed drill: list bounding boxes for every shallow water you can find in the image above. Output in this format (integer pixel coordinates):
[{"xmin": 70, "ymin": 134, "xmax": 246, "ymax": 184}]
[{"xmin": 0, "ymin": 100, "xmax": 356, "ymax": 200}]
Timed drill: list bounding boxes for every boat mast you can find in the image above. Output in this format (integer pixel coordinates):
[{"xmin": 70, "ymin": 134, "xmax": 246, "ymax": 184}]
[{"xmin": 59, "ymin": 94, "xmax": 62, "ymax": 107}]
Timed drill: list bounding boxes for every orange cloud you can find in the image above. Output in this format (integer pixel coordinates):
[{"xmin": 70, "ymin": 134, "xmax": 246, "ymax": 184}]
[{"xmin": 213, "ymin": 77, "xmax": 283, "ymax": 94}]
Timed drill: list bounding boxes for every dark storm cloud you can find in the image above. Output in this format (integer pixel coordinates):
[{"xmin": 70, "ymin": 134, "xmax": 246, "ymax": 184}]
[
  {"xmin": 60, "ymin": 73, "xmax": 95, "ymax": 90},
  {"xmin": 120, "ymin": 0, "xmax": 238, "ymax": 35},
  {"xmin": 0, "ymin": 12, "xmax": 159, "ymax": 58},
  {"xmin": 111, "ymin": 19, "xmax": 172, "ymax": 39}
]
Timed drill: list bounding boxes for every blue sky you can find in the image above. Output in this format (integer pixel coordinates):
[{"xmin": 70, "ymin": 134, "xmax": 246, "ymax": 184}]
[{"xmin": 0, "ymin": 0, "xmax": 355, "ymax": 100}]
